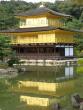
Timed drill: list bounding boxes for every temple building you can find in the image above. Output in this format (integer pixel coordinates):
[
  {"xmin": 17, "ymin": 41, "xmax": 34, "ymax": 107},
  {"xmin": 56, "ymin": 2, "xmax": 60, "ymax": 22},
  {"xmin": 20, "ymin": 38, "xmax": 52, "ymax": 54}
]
[{"xmin": 0, "ymin": 5, "xmax": 82, "ymax": 61}]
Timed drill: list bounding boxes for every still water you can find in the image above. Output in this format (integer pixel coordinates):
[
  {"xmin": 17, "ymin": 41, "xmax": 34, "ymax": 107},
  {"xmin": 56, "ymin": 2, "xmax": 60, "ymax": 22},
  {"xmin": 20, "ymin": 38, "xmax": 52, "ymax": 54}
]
[{"xmin": 0, "ymin": 65, "xmax": 83, "ymax": 110}]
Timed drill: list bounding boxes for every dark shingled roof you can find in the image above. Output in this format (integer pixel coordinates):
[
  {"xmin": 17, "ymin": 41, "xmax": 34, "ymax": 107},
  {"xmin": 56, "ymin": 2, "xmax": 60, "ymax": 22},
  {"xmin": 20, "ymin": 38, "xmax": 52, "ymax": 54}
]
[
  {"xmin": 0, "ymin": 26, "xmax": 83, "ymax": 33},
  {"xmin": 15, "ymin": 7, "xmax": 71, "ymax": 17},
  {"xmin": 0, "ymin": 26, "xmax": 56, "ymax": 33}
]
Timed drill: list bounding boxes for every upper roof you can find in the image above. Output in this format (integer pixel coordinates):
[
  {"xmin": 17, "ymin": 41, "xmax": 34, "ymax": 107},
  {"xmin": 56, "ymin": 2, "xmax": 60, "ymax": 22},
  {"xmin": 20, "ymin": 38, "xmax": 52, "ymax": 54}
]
[
  {"xmin": 0, "ymin": 26, "xmax": 83, "ymax": 33},
  {"xmin": 15, "ymin": 6, "xmax": 71, "ymax": 17}
]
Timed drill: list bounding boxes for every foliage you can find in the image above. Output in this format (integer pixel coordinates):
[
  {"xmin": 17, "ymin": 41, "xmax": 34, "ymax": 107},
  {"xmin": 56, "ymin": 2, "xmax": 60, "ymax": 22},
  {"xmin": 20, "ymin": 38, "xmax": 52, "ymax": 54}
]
[
  {"xmin": 56, "ymin": 1, "xmax": 83, "ymax": 56},
  {"xmin": 7, "ymin": 57, "xmax": 20, "ymax": 67},
  {"xmin": 78, "ymin": 58, "xmax": 83, "ymax": 65},
  {"xmin": 64, "ymin": 18, "xmax": 83, "ymax": 29},
  {"xmin": 0, "ymin": 80, "xmax": 8, "ymax": 91},
  {"xmin": 67, "ymin": 0, "xmax": 83, "ymax": 5},
  {"xmin": 0, "ymin": 1, "xmax": 36, "ymax": 30},
  {"xmin": 0, "ymin": 35, "xmax": 20, "ymax": 65},
  {"xmin": 0, "ymin": 35, "xmax": 12, "ymax": 61},
  {"xmin": 54, "ymin": 2, "xmax": 83, "ymax": 19},
  {"xmin": 7, "ymin": 56, "xmax": 25, "ymax": 67},
  {"xmin": 75, "ymin": 35, "xmax": 83, "ymax": 50}
]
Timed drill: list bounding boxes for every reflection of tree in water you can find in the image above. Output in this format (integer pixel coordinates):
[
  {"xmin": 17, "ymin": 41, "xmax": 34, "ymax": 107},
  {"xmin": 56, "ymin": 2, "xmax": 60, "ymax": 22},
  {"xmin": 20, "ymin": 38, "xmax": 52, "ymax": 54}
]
[
  {"xmin": 0, "ymin": 79, "xmax": 28, "ymax": 110},
  {"xmin": 0, "ymin": 79, "xmax": 10, "ymax": 91}
]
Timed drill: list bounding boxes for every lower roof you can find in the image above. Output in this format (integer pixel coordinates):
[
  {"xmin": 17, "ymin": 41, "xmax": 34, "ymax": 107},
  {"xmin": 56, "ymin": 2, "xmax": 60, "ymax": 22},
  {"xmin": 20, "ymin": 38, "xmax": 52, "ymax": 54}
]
[{"xmin": 0, "ymin": 26, "xmax": 83, "ymax": 33}]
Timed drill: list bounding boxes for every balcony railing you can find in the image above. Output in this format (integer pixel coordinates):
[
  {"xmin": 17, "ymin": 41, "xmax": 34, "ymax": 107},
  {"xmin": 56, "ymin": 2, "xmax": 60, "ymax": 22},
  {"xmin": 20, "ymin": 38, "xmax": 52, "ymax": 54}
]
[{"xmin": 16, "ymin": 53, "xmax": 74, "ymax": 60}]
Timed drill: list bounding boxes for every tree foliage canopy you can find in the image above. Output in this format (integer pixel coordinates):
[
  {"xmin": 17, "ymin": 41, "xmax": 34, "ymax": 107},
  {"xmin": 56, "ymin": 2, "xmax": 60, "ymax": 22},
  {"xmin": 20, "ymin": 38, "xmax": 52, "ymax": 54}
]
[
  {"xmin": 67, "ymin": 0, "xmax": 83, "ymax": 5},
  {"xmin": 0, "ymin": 35, "xmax": 12, "ymax": 61}
]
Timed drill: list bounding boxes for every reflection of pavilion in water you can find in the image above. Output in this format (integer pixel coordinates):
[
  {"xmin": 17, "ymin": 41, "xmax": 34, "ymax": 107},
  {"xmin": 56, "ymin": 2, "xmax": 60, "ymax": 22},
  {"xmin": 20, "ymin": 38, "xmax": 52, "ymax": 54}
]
[
  {"xmin": 56, "ymin": 66, "xmax": 74, "ymax": 81},
  {"xmin": 18, "ymin": 66, "xmax": 76, "ymax": 108},
  {"xmin": 20, "ymin": 66, "xmax": 75, "ymax": 82}
]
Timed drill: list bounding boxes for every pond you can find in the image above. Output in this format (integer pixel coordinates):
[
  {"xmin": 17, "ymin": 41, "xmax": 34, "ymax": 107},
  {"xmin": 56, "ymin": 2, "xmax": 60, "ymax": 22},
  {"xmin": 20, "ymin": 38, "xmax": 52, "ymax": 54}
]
[{"xmin": 0, "ymin": 65, "xmax": 83, "ymax": 110}]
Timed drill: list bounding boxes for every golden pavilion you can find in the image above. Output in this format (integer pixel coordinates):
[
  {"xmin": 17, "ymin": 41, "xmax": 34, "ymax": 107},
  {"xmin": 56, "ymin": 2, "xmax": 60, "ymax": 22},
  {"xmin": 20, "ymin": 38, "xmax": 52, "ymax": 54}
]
[{"xmin": 0, "ymin": 5, "xmax": 81, "ymax": 61}]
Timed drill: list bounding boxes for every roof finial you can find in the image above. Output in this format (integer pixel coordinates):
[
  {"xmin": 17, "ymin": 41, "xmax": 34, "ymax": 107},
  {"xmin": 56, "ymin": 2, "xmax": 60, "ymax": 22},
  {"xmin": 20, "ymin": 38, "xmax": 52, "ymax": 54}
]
[{"xmin": 39, "ymin": 1, "xmax": 45, "ymax": 8}]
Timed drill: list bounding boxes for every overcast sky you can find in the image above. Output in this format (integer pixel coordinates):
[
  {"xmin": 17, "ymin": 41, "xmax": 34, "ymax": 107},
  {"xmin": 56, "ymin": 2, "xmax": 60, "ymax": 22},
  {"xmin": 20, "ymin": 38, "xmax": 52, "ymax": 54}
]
[
  {"xmin": 24, "ymin": 0, "xmax": 57, "ymax": 3},
  {"xmin": 23, "ymin": 0, "xmax": 64, "ymax": 3},
  {"xmin": 0, "ymin": 0, "xmax": 64, "ymax": 3}
]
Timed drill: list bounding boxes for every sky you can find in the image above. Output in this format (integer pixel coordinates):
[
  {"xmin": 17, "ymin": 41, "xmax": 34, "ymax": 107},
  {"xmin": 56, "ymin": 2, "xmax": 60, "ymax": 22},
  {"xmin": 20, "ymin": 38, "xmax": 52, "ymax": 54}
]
[
  {"xmin": 0, "ymin": 0, "xmax": 64, "ymax": 3},
  {"xmin": 24, "ymin": 0, "xmax": 57, "ymax": 3},
  {"xmin": 23, "ymin": 0, "xmax": 64, "ymax": 3}
]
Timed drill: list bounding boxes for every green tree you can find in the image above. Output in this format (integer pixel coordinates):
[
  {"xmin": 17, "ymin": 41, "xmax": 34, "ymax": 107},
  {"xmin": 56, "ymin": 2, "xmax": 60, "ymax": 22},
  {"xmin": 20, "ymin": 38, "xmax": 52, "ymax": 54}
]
[
  {"xmin": 64, "ymin": 18, "xmax": 83, "ymax": 57},
  {"xmin": 0, "ymin": 35, "xmax": 12, "ymax": 61},
  {"xmin": 64, "ymin": 18, "xmax": 83, "ymax": 29},
  {"xmin": 67, "ymin": 0, "xmax": 83, "ymax": 5}
]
